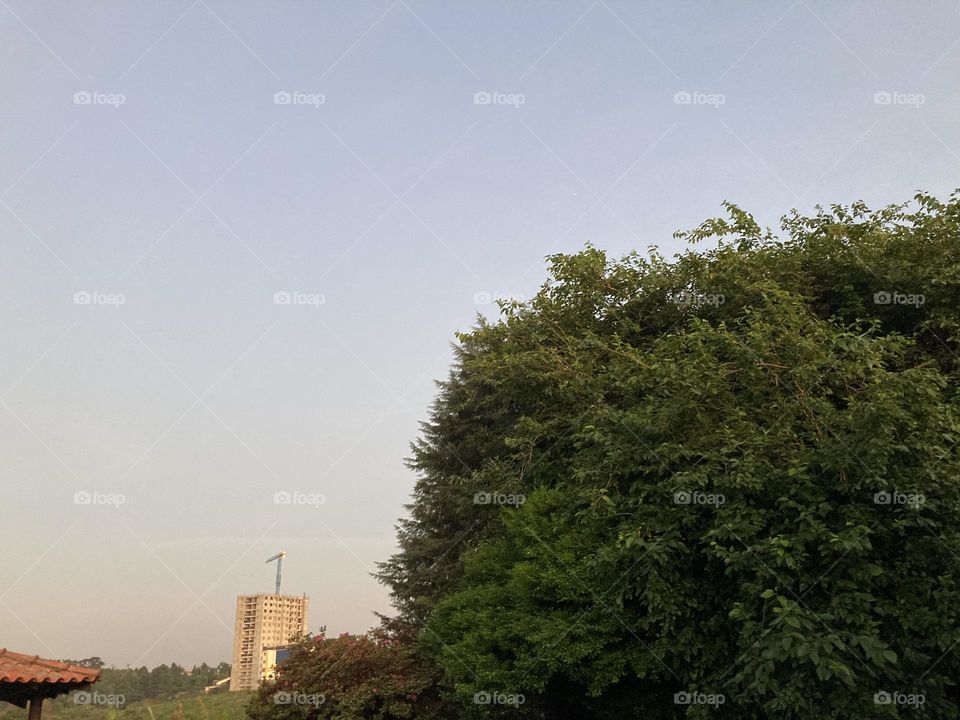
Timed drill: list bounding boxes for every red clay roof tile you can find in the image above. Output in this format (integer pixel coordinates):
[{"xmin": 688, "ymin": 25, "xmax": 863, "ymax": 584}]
[{"xmin": 0, "ymin": 649, "xmax": 101, "ymax": 684}]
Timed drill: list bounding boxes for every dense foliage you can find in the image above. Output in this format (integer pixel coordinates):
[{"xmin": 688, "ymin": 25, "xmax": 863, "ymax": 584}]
[
  {"xmin": 246, "ymin": 631, "xmax": 449, "ymax": 720},
  {"xmin": 53, "ymin": 659, "xmax": 231, "ymax": 706},
  {"xmin": 377, "ymin": 193, "xmax": 960, "ymax": 718}
]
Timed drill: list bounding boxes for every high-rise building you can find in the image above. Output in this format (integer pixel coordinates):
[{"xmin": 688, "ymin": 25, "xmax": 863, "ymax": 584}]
[{"xmin": 229, "ymin": 594, "xmax": 308, "ymax": 691}]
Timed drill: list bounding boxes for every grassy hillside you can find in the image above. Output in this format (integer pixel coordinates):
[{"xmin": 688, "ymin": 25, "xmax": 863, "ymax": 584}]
[{"xmin": 0, "ymin": 691, "xmax": 251, "ymax": 720}]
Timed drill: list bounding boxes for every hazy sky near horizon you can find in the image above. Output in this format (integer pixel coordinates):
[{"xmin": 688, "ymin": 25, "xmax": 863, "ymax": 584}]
[{"xmin": 1, "ymin": 0, "xmax": 959, "ymax": 668}]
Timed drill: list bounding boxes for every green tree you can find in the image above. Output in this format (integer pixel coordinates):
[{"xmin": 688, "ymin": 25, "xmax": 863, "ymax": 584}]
[
  {"xmin": 246, "ymin": 631, "xmax": 451, "ymax": 720},
  {"xmin": 382, "ymin": 193, "xmax": 960, "ymax": 718}
]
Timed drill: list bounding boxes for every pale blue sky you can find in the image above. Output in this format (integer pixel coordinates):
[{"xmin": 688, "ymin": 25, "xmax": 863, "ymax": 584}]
[{"xmin": 1, "ymin": 1, "xmax": 959, "ymax": 667}]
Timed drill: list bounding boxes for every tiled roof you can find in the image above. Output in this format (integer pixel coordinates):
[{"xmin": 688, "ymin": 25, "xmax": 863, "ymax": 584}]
[{"xmin": 0, "ymin": 649, "xmax": 101, "ymax": 684}]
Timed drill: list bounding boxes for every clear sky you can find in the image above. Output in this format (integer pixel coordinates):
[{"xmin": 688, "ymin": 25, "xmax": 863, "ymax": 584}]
[{"xmin": 1, "ymin": 0, "xmax": 958, "ymax": 668}]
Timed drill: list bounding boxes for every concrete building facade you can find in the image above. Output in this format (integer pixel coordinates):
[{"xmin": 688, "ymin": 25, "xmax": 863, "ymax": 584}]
[{"xmin": 229, "ymin": 594, "xmax": 308, "ymax": 691}]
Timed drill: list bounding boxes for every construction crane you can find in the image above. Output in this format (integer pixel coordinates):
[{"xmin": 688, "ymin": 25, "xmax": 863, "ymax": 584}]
[{"xmin": 265, "ymin": 551, "xmax": 287, "ymax": 595}]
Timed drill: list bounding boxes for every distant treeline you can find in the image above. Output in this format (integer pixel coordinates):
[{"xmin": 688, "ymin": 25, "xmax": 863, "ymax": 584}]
[{"xmin": 55, "ymin": 658, "xmax": 231, "ymax": 705}]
